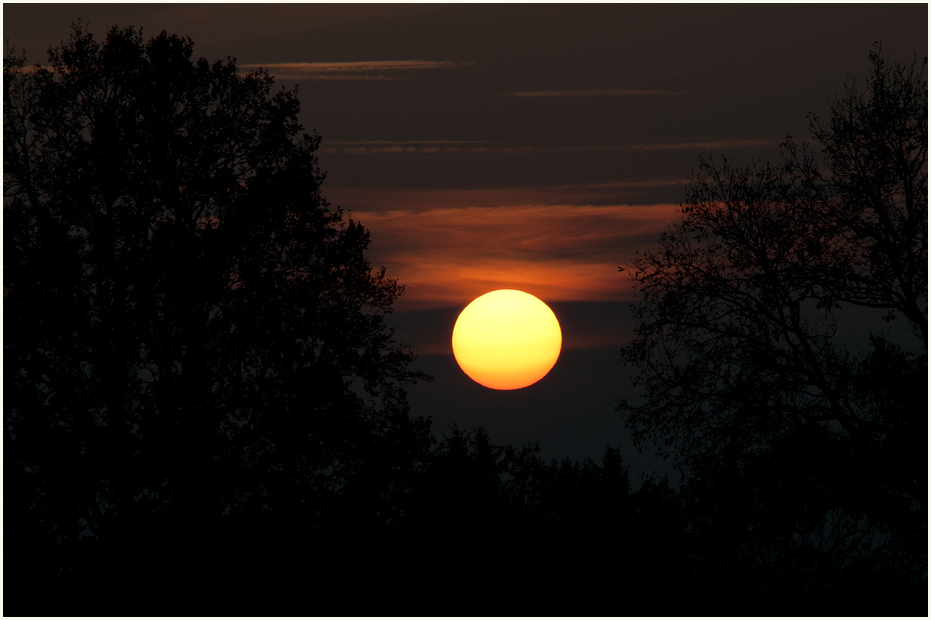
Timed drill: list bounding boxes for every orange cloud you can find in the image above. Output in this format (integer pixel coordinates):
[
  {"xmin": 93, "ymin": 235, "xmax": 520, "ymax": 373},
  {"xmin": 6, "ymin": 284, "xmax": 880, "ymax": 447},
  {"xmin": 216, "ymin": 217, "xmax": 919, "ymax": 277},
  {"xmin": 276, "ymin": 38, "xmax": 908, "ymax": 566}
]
[{"xmin": 350, "ymin": 203, "xmax": 682, "ymax": 311}]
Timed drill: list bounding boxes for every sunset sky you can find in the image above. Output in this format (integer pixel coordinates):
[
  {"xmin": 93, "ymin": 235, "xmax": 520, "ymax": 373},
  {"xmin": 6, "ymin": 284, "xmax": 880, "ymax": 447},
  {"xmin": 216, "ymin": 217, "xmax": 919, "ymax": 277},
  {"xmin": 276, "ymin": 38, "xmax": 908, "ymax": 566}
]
[{"xmin": 6, "ymin": 3, "xmax": 926, "ymax": 474}]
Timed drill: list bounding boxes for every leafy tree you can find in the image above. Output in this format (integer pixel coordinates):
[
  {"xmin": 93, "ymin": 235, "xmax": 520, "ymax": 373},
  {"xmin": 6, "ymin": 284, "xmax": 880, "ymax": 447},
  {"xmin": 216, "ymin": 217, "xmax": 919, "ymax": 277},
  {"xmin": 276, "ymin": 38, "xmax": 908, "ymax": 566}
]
[
  {"xmin": 4, "ymin": 23, "xmax": 431, "ymax": 611},
  {"xmin": 618, "ymin": 48, "xmax": 926, "ymax": 612}
]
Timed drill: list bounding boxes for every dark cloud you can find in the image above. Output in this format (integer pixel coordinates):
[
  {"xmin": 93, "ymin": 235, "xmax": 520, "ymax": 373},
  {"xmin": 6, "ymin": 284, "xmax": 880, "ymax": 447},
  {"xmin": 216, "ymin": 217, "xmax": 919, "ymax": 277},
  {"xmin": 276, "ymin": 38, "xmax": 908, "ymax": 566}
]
[
  {"xmin": 631, "ymin": 139, "xmax": 772, "ymax": 151},
  {"xmin": 504, "ymin": 89, "xmax": 691, "ymax": 97},
  {"xmin": 240, "ymin": 60, "xmax": 475, "ymax": 80}
]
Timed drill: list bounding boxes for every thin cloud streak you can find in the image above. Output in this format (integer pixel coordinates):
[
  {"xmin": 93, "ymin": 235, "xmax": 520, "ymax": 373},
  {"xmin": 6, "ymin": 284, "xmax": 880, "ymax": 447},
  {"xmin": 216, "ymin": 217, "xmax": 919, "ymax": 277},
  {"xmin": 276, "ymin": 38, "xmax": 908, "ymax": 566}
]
[
  {"xmin": 505, "ymin": 89, "xmax": 691, "ymax": 97},
  {"xmin": 321, "ymin": 141, "xmax": 773, "ymax": 155},
  {"xmin": 322, "ymin": 140, "xmax": 491, "ymax": 152},
  {"xmin": 326, "ymin": 140, "xmax": 491, "ymax": 145},
  {"xmin": 324, "ymin": 145, "xmax": 540, "ymax": 154},
  {"xmin": 329, "ymin": 182, "xmax": 688, "ymax": 215},
  {"xmin": 549, "ymin": 179, "xmax": 689, "ymax": 190},
  {"xmin": 284, "ymin": 74, "xmax": 406, "ymax": 81},
  {"xmin": 631, "ymin": 139, "xmax": 771, "ymax": 150},
  {"xmin": 241, "ymin": 60, "xmax": 474, "ymax": 80}
]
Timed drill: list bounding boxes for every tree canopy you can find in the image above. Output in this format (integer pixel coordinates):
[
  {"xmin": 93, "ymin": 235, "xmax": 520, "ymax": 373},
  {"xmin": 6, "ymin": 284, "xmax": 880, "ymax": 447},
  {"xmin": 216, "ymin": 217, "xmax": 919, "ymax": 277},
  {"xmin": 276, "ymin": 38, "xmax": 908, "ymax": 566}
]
[
  {"xmin": 618, "ymin": 48, "xmax": 927, "ymax": 607},
  {"xmin": 4, "ymin": 23, "xmax": 432, "ymax": 606}
]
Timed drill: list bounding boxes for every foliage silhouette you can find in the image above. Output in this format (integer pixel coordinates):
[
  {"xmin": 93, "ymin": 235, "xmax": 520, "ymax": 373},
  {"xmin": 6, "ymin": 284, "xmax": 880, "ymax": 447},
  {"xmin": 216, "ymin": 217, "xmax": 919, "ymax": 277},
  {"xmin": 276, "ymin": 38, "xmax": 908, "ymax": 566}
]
[
  {"xmin": 394, "ymin": 424, "xmax": 693, "ymax": 615},
  {"xmin": 619, "ymin": 48, "xmax": 927, "ymax": 614},
  {"xmin": 4, "ymin": 23, "xmax": 432, "ymax": 613}
]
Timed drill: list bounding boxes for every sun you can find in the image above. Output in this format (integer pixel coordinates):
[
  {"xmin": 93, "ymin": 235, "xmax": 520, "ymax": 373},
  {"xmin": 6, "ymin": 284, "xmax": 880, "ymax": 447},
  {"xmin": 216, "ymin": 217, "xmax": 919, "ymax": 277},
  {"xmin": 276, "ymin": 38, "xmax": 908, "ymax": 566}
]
[{"xmin": 452, "ymin": 289, "xmax": 562, "ymax": 390}]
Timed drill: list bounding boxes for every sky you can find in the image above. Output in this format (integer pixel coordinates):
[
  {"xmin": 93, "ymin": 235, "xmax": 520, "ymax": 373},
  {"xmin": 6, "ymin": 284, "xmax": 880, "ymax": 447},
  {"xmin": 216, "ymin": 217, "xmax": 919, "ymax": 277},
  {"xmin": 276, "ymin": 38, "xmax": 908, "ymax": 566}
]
[{"xmin": 5, "ymin": 3, "xmax": 927, "ymax": 478}]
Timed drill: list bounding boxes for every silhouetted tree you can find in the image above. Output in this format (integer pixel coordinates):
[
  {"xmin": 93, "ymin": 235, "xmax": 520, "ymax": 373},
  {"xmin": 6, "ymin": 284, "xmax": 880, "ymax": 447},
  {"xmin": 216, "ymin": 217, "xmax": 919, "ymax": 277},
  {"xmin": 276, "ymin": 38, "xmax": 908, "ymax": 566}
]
[
  {"xmin": 4, "ymin": 23, "xmax": 431, "ymax": 612},
  {"xmin": 618, "ymin": 48, "xmax": 926, "ymax": 614},
  {"xmin": 396, "ymin": 425, "xmax": 667, "ymax": 615}
]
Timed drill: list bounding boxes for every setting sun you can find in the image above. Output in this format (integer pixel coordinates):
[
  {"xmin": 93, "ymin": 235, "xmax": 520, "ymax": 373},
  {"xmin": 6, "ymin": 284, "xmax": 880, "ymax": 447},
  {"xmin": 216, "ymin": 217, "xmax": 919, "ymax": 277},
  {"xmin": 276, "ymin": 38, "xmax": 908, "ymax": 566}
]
[{"xmin": 452, "ymin": 289, "xmax": 562, "ymax": 390}]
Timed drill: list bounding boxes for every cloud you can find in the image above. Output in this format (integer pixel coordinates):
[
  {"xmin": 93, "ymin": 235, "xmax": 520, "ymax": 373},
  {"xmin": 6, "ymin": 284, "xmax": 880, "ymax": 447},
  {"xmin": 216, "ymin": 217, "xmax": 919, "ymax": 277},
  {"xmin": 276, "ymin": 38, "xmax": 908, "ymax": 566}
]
[
  {"xmin": 326, "ymin": 140, "xmax": 489, "ymax": 145},
  {"xmin": 349, "ymin": 203, "xmax": 682, "ymax": 311},
  {"xmin": 260, "ymin": 60, "xmax": 475, "ymax": 72},
  {"xmin": 286, "ymin": 74, "xmax": 406, "ymax": 81},
  {"xmin": 630, "ymin": 139, "xmax": 771, "ymax": 150},
  {"xmin": 504, "ymin": 89, "xmax": 691, "ymax": 97},
  {"xmin": 325, "ymin": 145, "xmax": 538, "ymax": 154},
  {"xmin": 318, "ymin": 143, "xmax": 602, "ymax": 155},
  {"xmin": 240, "ymin": 60, "xmax": 475, "ymax": 80},
  {"xmin": 550, "ymin": 179, "xmax": 689, "ymax": 189},
  {"xmin": 328, "ymin": 182, "xmax": 688, "ymax": 215},
  {"xmin": 320, "ymin": 140, "xmax": 773, "ymax": 155}
]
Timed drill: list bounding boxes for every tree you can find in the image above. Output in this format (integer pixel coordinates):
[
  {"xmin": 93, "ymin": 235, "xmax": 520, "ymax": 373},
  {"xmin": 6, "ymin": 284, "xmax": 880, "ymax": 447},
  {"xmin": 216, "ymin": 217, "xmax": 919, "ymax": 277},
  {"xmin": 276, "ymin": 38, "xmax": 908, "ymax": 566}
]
[
  {"xmin": 401, "ymin": 425, "xmax": 656, "ymax": 616},
  {"xmin": 618, "ymin": 48, "xmax": 926, "ymax": 611},
  {"xmin": 4, "ymin": 23, "xmax": 431, "ymax": 611}
]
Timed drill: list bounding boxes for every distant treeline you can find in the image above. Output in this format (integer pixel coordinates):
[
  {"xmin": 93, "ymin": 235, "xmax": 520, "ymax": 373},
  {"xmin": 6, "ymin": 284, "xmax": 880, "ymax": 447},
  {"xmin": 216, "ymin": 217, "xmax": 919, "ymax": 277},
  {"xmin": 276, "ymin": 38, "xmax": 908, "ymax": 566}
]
[{"xmin": 7, "ymin": 425, "xmax": 923, "ymax": 615}]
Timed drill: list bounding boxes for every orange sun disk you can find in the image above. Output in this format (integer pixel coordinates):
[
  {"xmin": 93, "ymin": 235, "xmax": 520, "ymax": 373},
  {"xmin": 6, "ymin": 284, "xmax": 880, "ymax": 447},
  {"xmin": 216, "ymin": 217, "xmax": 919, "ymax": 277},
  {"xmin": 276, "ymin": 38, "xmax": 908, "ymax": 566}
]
[{"xmin": 451, "ymin": 289, "xmax": 562, "ymax": 390}]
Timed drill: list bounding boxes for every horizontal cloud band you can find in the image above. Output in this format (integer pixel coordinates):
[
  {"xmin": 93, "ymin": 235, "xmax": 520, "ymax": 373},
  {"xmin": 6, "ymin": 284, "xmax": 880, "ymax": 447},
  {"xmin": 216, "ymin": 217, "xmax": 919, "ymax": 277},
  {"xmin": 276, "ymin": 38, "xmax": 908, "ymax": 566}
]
[
  {"xmin": 504, "ymin": 89, "xmax": 691, "ymax": 97},
  {"xmin": 631, "ymin": 139, "xmax": 771, "ymax": 150},
  {"xmin": 240, "ymin": 60, "xmax": 474, "ymax": 80},
  {"xmin": 321, "ymin": 140, "xmax": 772, "ymax": 154}
]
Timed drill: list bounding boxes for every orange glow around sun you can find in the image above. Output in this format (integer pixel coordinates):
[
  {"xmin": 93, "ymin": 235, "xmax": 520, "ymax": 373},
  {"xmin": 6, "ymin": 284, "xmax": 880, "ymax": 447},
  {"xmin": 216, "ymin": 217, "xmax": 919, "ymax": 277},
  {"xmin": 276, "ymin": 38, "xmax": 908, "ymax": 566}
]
[{"xmin": 452, "ymin": 289, "xmax": 562, "ymax": 390}]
